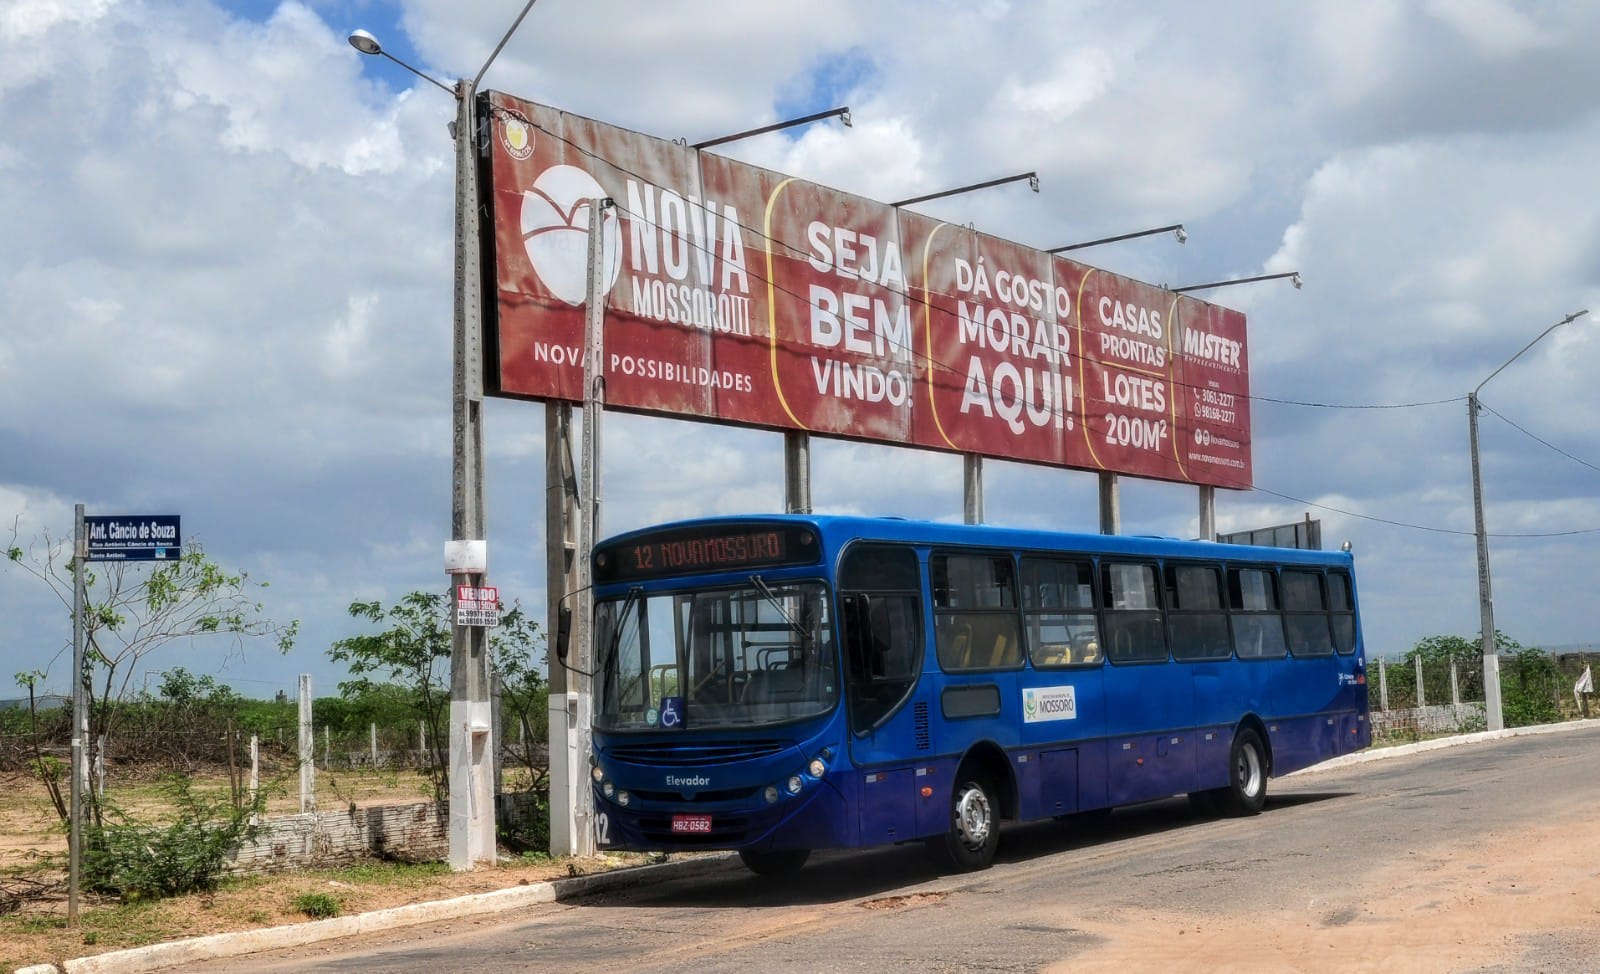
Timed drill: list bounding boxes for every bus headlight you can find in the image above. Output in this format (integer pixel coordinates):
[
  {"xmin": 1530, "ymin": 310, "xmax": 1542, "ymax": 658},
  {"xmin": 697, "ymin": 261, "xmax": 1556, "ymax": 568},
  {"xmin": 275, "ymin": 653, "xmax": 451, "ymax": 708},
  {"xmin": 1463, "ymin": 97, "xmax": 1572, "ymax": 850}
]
[
  {"xmin": 591, "ymin": 766, "xmax": 605, "ymax": 784},
  {"xmin": 763, "ymin": 785, "xmax": 780, "ymax": 804},
  {"xmin": 808, "ymin": 757, "xmax": 827, "ymax": 779},
  {"xmin": 616, "ymin": 790, "xmax": 631, "ymax": 807},
  {"xmin": 786, "ymin": 775, "xmax": 803, "ymax": 796},
  {"xmin": 602, "ymin": 780, "xmax": 615, "ymax": 799}
]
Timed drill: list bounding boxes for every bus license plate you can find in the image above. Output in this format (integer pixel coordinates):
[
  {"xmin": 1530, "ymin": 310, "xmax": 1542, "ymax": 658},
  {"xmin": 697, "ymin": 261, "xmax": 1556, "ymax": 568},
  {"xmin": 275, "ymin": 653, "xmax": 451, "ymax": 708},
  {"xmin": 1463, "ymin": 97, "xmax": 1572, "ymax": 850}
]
[{"xmin": 671, "ymin": 814, "xmax": 712, "ymax": 834}]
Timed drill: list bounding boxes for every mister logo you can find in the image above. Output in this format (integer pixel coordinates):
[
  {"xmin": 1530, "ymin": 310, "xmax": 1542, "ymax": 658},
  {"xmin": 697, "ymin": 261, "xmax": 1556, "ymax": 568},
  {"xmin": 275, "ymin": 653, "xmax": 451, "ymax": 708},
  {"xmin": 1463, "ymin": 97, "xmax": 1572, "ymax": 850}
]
[{"xmin": 519, "ymin": 165, "xmax": 622, "ymax": 306}]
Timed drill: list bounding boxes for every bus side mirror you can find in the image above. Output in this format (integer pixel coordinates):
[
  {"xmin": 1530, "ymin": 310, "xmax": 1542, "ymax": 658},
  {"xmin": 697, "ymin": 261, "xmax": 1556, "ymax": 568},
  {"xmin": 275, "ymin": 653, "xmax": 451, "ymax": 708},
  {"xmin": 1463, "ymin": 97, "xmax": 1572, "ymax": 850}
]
[
  {"xmin": 840, "ymin": 593, "xmax": 872, "ymax": 674},
  {"xmin": 556, "ymin": 604, "xmax": 572, "ymax": 663}
]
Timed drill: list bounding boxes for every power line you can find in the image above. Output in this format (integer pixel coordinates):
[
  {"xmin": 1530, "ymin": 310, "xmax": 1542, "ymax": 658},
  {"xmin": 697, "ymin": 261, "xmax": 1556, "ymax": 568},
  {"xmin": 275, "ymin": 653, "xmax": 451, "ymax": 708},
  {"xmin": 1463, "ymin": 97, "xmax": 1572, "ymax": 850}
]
[
  {"xmin": 1249, "ymin": 484, "xmax": 1600, "ymax": 539},
  {"xmin": 1253, "ymin": 394, "xmax": 1466, "ymax": 410},
  {"xmin": 1479, "ymin": 400, "xmax": 1600, "ymax": 476}
]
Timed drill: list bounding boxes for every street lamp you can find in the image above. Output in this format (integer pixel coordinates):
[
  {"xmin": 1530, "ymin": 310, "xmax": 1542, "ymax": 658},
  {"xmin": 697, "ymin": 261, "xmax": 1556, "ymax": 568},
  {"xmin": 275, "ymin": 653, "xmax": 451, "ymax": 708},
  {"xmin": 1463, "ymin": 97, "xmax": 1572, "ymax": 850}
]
[
  {"xmin": 1049, "ymin": 223, "xmax": 1187, "ymax": 253},
  {"xmin": 1468, "ymin": 308, "xmax": 1588, "ymax": 732},
  {"xmin": 892, "ymin": 171, "xmax": 1039, "ymax": 208},
  {"xmin": 349, "ymin": 0, "xmax": 540, "ymax": 871},
  {"xmin": 692, "ymin": 107, "xmax": 852, "ymax": 150},
  {"xmin": 1171, "ymin": 270, "xmax": 1301, "ymax": 294}
]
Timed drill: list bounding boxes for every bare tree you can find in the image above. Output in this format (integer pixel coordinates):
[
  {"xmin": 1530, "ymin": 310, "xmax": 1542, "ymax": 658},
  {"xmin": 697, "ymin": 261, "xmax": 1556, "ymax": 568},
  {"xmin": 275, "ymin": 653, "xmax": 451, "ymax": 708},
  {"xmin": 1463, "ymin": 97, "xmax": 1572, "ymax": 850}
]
[{"xmin": 7, "ymin": 524, "xmax": 297, "ymax": 823}]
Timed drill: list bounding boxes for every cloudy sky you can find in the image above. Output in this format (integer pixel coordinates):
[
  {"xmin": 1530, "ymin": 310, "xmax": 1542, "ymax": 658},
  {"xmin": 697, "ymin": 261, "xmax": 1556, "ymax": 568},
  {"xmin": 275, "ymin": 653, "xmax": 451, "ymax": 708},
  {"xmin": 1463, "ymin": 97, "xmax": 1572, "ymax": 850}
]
[{"xmin": 4, "ymin": 0, "xmax": 1598, "ymax": 702}]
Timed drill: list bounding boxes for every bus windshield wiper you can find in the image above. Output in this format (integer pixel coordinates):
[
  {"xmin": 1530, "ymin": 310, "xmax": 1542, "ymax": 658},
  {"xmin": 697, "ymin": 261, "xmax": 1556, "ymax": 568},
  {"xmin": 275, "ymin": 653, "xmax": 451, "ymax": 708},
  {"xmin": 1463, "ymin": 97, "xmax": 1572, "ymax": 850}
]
[
  {"xmin": 751, "ymin": 575, "xmax": 810, "ymax": 645},
  {"xmin": 598, "ymin": 586, "xmax": 642, "ymax": 676}
]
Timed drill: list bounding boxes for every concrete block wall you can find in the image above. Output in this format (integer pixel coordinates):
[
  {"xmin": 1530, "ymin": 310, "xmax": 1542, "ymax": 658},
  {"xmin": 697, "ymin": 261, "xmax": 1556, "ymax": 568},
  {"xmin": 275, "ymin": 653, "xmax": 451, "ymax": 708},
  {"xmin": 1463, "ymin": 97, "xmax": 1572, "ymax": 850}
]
[{"xmin": 228, "ymin": 792, "xmax": 540, "ymax": 874}]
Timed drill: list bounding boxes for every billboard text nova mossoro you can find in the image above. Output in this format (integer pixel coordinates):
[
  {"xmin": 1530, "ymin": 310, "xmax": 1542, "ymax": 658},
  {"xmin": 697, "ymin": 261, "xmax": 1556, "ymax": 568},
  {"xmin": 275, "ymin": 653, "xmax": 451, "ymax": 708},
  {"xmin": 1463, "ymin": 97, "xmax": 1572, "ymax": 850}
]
[{"xmin": 484, "ymin": 94, "xmax": 1252, "ymax": 488}]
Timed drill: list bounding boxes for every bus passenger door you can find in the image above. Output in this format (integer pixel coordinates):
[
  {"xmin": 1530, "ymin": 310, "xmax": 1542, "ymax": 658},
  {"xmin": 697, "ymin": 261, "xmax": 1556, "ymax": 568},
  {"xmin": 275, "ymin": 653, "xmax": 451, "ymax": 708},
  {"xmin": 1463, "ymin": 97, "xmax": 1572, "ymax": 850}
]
[{"xmin": 840, "ymin": 589, "xmax": 929, "ymax": 842}]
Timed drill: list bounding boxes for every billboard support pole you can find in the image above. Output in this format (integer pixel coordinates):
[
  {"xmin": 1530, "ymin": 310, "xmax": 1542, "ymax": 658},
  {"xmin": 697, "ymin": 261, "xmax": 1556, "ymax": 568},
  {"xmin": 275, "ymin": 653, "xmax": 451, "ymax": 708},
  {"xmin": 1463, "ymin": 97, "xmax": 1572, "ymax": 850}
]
[
  {"xmin": 963, "ymin": 455, "xmax": 983, "ymax": 524},
  {"xmin": 1198, "ymin": 486, "xmax": 1215, "ymax": 542},
  {"xmin": 1098, "ymin": 473, "xmax": 1120, "ymax": 535},
  {"xmin": 784, "ymin": 432, "xmax": 811, "ymax": 513}
]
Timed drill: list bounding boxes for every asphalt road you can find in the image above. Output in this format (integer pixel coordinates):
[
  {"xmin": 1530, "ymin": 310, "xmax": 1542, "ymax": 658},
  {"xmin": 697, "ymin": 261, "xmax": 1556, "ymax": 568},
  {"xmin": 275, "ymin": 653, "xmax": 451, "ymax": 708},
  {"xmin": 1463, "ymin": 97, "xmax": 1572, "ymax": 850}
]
[{"xmin": 176, "ymin": 725, "xmax": 1600, "ymax": 973}]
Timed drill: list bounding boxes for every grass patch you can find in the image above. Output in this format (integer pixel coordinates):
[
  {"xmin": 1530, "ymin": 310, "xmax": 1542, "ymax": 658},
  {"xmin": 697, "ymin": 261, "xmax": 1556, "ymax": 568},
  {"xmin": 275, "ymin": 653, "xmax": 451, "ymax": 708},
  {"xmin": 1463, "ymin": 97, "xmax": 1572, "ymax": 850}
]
[
  {"xmin": 291, "ymin": 892, "xmax": 342, "ymax": 919},
  {"xmin": 315, "ymin": 860, "xmax": 451, "ymax": 886}
]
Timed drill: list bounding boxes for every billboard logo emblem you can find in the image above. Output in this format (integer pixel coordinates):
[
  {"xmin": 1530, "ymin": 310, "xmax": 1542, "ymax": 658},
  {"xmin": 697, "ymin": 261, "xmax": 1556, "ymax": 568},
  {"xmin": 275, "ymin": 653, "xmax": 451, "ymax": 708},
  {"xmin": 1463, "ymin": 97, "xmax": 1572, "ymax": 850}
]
[
  {"xmin": 520, "ymin": 165, "xmax": 622, "ymax": 306},
  {"xmin": 501, "ymin": 117, "xmax": 534, "ymax": 161}
]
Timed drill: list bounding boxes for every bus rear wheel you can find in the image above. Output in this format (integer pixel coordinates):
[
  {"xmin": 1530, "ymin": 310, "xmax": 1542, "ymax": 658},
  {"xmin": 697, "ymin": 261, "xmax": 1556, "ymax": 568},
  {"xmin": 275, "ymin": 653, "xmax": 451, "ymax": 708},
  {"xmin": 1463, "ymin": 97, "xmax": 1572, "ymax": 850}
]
[
  {"xmin": 739, "ymin": 848, "xmax": 810, "ymax": 877},
  {"xmin": 1215, "ymin": 727, "xmax": 1268, "ymax": 816},
  {"xmin": 929, "ymin": 773, "xmax": 999, "ymax": 872}
]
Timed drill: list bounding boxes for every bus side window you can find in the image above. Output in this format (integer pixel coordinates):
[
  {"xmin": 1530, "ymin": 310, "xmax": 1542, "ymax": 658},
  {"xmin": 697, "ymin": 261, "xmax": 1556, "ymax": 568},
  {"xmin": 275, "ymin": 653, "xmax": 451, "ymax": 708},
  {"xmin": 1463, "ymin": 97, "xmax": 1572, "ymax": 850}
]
[
  {"xmin": 1328, "ymin": 571, "xmax": 1357, "ymax": 654},
  {"xmin": 932, "ymin": 553, "xmax": 1024, "ymax": 672},
  {"xmin": 1166, "ymin": 563, "xmax": 1231, "ymax": 662},
  {"xmin": 1102, "ymin": 562, "xmax": 1167, "ymax": 664},
  {"xmin": 1282, "ymin": 570, "xmax": 1334, "ymax": 657},
  {"xmin": 1229, "ymin": 567, "xmax": 1287, "ymax": 660},
  {"xmin": 1021, "ymin": 557, "xmax": 1101, "ymax": 667}
]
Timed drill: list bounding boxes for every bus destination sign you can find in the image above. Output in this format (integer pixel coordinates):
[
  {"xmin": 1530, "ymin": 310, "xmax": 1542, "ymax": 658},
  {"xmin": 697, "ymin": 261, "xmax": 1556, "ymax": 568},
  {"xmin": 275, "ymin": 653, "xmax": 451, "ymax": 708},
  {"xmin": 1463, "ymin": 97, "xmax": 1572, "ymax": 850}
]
[{"xmin": 595, "ymin": 524, "xmax": 819, "ymax": 584}]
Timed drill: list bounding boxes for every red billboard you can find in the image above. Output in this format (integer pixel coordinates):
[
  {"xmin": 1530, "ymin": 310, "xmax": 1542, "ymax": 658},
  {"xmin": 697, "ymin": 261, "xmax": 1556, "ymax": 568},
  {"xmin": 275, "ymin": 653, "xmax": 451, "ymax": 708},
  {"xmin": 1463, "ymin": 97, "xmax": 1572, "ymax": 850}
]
[{"xmin": 483, "ymin": 93, "xmax": 1252, "ymax": 489}]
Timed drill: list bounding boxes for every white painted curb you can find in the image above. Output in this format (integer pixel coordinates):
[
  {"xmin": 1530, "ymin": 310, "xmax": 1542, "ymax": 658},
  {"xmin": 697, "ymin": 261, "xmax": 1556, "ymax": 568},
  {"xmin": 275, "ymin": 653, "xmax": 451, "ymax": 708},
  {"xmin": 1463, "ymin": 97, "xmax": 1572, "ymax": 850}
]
[{"xmin": 1288, "ymin": 716, "xmax": 1600, "ymax": 776}]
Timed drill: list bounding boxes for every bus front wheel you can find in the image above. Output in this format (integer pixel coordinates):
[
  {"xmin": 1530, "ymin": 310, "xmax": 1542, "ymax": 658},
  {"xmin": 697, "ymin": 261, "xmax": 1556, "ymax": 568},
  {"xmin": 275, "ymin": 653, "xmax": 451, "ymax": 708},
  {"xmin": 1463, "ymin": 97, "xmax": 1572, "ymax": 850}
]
[
  {"xmin": 929, "ymin": 774, "xmax": 999, "ymax": 872},
  {"xmin": 739, "ymin": 848, "xmax": 810, "ymax": 877},
  {"xmin": 1217, "ymin": 728, "xmax": 1268, "ymax": 816}
]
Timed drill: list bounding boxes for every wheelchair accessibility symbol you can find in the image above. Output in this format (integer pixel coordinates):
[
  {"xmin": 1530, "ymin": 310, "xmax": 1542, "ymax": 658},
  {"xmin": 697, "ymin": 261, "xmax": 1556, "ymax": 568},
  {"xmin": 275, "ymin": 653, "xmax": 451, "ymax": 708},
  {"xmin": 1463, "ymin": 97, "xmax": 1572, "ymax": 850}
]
[{"xmin": 659, "ymin": 696, "xmax": 684, "ymax": 728}]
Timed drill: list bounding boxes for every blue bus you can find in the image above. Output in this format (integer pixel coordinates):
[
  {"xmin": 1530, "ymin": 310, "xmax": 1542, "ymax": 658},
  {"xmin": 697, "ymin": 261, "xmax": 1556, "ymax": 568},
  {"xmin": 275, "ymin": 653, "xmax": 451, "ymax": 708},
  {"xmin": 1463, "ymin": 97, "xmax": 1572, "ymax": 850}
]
[{"xmin": 582, "ymin": 514, "xmax": 1369, "ymax": 874}]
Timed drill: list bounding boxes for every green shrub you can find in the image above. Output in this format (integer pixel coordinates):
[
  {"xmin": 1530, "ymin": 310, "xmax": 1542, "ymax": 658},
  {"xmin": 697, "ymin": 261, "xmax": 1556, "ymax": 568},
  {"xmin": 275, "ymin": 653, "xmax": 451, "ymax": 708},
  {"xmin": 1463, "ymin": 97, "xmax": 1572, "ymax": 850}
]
[
  {"xmin": 84, "ymin": 776, "xmax": 261, "ymax": 901},
  {"xmin": 291, "ymin": 892, "xmax": 342, "ymax": 919}
]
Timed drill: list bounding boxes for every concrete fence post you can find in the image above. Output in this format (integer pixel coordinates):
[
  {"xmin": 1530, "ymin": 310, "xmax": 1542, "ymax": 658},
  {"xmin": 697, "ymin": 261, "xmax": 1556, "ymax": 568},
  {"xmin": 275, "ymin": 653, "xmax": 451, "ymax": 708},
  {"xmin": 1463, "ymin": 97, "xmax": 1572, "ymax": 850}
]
[
  {"xmin": 1378, "ymin": 657, "xmax": 1389, "ymax": 712},
  {"xmin": 1415, "ymin": 655, "xmax": 1426, "ymax": 710},
  {"xmin": 370, "ymin": 723, "xmax": 378, "ymax": 768},
  {"xmin": 298, "ymin": 675, "xmax": 315, "ymax": 813},
  {"xmin": 249, "ymin": 734, "xmax": 260, "ymax": 801}
]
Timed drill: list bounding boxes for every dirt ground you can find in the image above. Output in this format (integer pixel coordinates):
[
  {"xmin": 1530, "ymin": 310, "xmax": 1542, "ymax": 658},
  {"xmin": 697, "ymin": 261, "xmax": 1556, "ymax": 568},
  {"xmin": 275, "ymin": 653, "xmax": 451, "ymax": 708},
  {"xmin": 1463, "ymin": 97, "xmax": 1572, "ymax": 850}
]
[
  {"xmin": 1040, "ymin": 812, "xmax": 1600, "ymax": 974},
  {"xmin": 0, "ymin": 769, "xmax": 637, "ymax": 972}
]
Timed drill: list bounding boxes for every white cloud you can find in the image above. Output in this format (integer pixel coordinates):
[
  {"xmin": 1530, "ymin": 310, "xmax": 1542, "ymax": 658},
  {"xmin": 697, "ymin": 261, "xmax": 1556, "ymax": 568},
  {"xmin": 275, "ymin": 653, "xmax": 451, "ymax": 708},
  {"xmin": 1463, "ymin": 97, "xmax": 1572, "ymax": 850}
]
[{"xmin": 4, "ymin": 0, "xmax": 1600, "ymax": 701}]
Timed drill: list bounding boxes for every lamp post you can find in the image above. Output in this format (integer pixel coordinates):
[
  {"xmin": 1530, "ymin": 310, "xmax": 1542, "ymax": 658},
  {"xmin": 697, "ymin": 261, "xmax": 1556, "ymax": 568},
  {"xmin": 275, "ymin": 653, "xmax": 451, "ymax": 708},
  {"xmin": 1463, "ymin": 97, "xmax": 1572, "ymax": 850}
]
[
  {"xmin": 349, "ymin": 0, "xmax": 540, "ymax": 871},
  {"xmin": 1468, "ymin": 308, "xmax": 1588, "ymax": 732}
]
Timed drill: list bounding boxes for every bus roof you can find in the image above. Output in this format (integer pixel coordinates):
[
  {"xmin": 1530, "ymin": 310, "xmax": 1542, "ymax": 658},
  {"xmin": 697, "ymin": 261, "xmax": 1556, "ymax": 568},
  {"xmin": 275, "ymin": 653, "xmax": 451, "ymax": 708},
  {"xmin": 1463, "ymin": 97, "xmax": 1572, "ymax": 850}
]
[{"xmin": 597, "ymin": 513, "xmax": 1354, "ymax": 569}]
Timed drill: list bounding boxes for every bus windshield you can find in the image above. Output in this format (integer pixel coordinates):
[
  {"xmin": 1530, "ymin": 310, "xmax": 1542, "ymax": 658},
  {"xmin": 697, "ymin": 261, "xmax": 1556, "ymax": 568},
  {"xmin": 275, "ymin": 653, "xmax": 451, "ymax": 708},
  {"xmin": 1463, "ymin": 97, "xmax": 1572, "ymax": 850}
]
[{"xmin": 594, "ymin": 579, "xmax": 838, "ymax": 731}]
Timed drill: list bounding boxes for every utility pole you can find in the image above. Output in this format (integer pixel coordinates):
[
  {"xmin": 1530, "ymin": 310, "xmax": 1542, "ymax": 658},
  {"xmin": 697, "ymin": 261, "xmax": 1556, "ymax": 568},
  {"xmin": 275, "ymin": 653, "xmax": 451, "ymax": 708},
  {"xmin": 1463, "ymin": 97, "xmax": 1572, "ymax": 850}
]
[{"xmin": 448, "ymin": 75, "xmax": 495, "ymax": 869}]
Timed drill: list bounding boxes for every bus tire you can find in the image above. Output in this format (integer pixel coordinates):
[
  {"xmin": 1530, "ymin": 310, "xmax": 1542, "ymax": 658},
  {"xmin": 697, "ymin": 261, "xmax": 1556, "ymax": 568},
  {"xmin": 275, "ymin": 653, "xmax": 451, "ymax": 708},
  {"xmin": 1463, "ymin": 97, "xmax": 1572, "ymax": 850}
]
[
  {"xmin": 1218, "ymin": 727, "xmax": 1268, "ymax": 816},
  {"xmin": 929, "ymin": 773, "xmax": 1000, "ymax": 872},
  {"xmin": 738, "ymin": 848, "xmax": 810, "ymax": 877}
]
